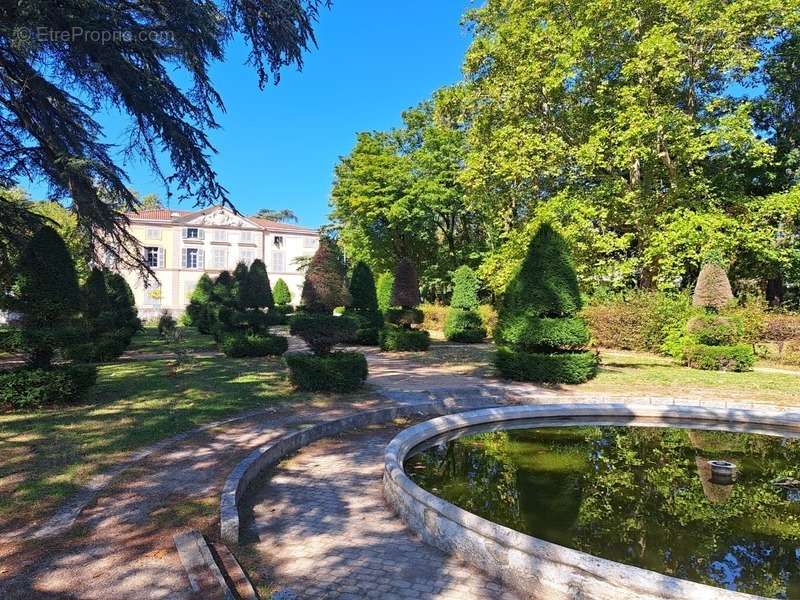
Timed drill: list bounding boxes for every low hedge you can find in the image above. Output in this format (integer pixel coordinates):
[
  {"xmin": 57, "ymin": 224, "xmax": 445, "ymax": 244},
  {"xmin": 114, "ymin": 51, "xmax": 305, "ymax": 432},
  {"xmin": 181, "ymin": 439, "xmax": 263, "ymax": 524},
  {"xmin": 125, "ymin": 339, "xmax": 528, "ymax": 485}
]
[
  {"xmin": 380, "ymin": 325, "xmax": 430, "ymax": 351},
  {"xmin": 385, "ymin": 308, "xmax": 424, "ymax": 327},
  {"xmin": 495, "ymin": 347, "xmax": 598, "ymax": 384},
  {"xmin": 496, "ymin": 315, "xmax": 589, "ymax": 350},
  {"xmin": 220, "ymin": 333, "xmax": 288, "ymax": 357},
  {"xmin": 444, "ymin": 309, "xmax": 486, "ymax": 343},
  {"xmin": 290, "ymin": 313, "xmax": 357, "ymax": 354},
  {"xmin": 284, "ymin": 351, "xmax": 368, "ymax": 392},
  {"xmin": 682, "ymin": 343, "xmax": 755, "ymax": 372},
  {"xmin": 686, "ymin": 314, "xmax": 743, "ymax": 346},
  {"xmin": 0, "ymin": 363, "xmax": 97, "ymax": 410}
]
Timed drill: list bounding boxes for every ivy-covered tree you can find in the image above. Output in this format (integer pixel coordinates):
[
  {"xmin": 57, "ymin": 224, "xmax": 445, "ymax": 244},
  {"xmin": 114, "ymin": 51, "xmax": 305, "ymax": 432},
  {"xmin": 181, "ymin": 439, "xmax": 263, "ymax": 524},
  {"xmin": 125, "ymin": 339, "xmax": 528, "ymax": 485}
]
[
  {"xmin": 0, "ymin": 0, "xmax": 330, "ymax": 276},
  {"xmin": 495, "ymin": 224, "xmax": 597, "ymax": 383},
  {"xmin": 11, "ymin": 226, "xmax": 82, "ymax": 368},
  {"xmin": 445, "ymin": 266, "xmax": 486, "ymax": 343}
]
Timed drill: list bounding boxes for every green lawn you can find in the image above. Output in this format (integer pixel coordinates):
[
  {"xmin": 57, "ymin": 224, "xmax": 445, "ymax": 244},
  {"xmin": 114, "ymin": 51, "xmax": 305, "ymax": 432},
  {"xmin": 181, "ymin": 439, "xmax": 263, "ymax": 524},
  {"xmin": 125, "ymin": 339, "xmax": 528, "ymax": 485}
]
[
  {"xmin": 126, "ymin": 325, "xmax": 219, "ymax": 354},
  {"xmin": 415, "ymin": 342, "xmax": 800, "ymax": 405},
  {"xmin": 0, "ymin": 327, "xmax": 304, "ymax": 531}
]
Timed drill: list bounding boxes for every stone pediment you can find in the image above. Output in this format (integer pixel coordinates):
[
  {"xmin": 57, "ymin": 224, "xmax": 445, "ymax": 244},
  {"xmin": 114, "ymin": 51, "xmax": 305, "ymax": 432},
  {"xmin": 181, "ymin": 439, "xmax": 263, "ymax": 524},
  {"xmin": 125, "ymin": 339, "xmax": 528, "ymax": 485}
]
[{"xmin": 185, "ymin": 207, "xmax": 258, "ymax": 229}]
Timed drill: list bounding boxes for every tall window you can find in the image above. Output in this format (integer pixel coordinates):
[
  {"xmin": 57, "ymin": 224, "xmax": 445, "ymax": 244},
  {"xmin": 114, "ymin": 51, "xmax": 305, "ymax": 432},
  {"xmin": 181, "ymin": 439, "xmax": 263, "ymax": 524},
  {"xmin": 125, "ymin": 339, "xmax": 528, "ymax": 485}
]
[
  {"xmin": 213, "ymin": 229, "xmax": 227, "ymax": 242},
  {"xmin": 271, "ymin": 251, "xmax": 285, "ymax": 273},
  {"xmin": 273, "ymin": 235, "xmax": 284, "ymax": 248},
  {"xmin": 212, "ymin": 248, "xmax": 227, "ymax": 269},
  {"xmin": 182, "ymin": 248, "xmax": 203, "ymax": 269},
  {"xmin": 144, "ymin": 246, "xmax": 162, "ymax": 268},
  {"xmin": 146, "ymin": 228, "xmax": 162, "ymax": 240},
  {"xmin": 240, "ymin": 230, "xmax": 254, "ymax": 243},
  {"xmin": 303, "ymin": 237, "xmax": 316, "ymax": 249}
]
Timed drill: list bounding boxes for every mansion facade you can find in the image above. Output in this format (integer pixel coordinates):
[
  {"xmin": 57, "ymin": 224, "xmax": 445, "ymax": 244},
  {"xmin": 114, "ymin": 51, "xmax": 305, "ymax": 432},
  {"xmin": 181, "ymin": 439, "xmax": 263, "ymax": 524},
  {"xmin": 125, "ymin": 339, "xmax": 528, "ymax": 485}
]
[{"xmin": 122, "ymin": 205, "xmax": 319, "ymax": 316}]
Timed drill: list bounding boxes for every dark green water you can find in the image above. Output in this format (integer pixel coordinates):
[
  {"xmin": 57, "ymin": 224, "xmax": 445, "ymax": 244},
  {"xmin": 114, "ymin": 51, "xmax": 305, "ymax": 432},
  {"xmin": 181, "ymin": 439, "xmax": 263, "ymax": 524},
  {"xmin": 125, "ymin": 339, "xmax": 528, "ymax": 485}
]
[{"xmin": 405, "ymin": 424, "xmax": 800, "ymax": 598}]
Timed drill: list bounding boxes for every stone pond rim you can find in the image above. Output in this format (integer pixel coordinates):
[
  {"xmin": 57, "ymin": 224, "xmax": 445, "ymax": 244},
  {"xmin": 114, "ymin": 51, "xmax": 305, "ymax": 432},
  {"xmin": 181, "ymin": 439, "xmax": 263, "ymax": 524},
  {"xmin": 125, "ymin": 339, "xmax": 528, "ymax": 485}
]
[{"xmin": 383, "ymin": 403, "xmax": 800, "ymax": 600}]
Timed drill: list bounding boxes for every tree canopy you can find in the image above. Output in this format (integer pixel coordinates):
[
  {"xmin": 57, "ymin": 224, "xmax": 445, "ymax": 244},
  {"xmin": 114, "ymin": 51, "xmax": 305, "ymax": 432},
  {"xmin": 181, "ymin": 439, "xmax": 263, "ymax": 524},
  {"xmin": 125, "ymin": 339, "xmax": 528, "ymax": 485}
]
[
  {"xmin": 330, "ymin": 1, "xmax": 800, "ymax": 307},
  {"xmin": 1, "ymin": 0, "xmax": 328, "ymax": 275}
]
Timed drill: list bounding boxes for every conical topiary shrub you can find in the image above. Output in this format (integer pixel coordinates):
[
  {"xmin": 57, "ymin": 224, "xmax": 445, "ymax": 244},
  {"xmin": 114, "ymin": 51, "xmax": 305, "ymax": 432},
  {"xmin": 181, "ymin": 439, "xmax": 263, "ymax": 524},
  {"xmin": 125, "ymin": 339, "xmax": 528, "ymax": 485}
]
[
  {"xmin": 495, "ymin": 224, "xmax": 597, "ymax": 383},
  {"xmin": 376, "ymin": 272, "xmax": 394, "ymax": 313},
  {"xmin": 273, "ymin": 278, "xmax": 292, "ymax": 311},
  {"xmin": 445, "ymin": 266, "xmax": 486, "ymax": 343},
  {"xmin": 382, "ymin": 258, "xmax": 429, "ymax": 351},
  {"xmin": 680, "ymin": 258, "xmax": 753, "ymax": 371},
  {"xmin": 13, "ymin": 226, "xmax": 82, "ymax": 368},
  {"xmin": 186, "ymin": 273, "xmax": 214, "ymax": 333},
  {"xmin": 345, "ymin": 261, "xmax": 383, "ymax": 345},
  {"xmin": 288, "ymin": 238, "xmax": 366, "ymax": 391}
]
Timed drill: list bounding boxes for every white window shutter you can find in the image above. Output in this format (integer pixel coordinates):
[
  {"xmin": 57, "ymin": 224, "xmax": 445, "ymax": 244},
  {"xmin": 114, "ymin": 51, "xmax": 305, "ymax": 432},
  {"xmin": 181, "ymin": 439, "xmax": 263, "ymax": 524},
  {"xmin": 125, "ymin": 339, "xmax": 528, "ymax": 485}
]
[
  {"xmin": 198, "ymin": 249, "xmax": 205, "ymax": 269},
  {"xmin": 158, "ymin": 248, "xmax": 165, "ymax": 268},
  {"xmin": 198, "ymin": 229, "xmax": 205, "ymax": 240},
  {"xmin": 182, "ymin": 227, "xmax": 188, "ymax": 239},
  {"xmin": 181, "ymin": 248, "xmax": 187, "ymax": 268}
]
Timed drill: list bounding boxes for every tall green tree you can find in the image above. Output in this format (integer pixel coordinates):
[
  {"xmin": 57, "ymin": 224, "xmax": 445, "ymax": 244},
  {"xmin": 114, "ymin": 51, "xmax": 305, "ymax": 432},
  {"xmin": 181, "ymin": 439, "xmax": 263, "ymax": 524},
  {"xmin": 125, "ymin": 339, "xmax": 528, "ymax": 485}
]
[
  {"xmin": 253, "ymin": 208, "xmax": 298, "ymax": 223},
  {"xmin": 10, "ymin": 226, "xmax": 81, "ymax": 367},
  {"xmin": 0, "ymin": 0, "xmax": 329, "ymax": 274}
]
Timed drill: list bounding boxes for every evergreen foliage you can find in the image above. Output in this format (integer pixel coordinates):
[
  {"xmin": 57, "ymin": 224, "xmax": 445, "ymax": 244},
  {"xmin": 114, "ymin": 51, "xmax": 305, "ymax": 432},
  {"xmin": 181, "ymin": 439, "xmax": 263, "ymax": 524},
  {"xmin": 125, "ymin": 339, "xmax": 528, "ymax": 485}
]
[
  {"xmin": 12, "ymin": 226, "xmax": 81, "ymax": 368},
  {"xmin": 285, "ymin": 352, "xmax": 368, "ymax": 392},
  {"xmin": 391, "ymin": 258, "xmax": 421, "ymax": 308},
  {"xmin": 348, "ymin": 261, "xmax": 380, "ymax": 312},
  {"xmin": 495, "ymin": 224, "xmax": 597, "ymax": 383},
  {"xmin": 83, "ymin": 269, "xmax": 111, "ymax": 320},
  {"xmin": 450, "ymin": 266, "xmax": 480, "ymax": 310},
  {"xmin": 290, "ymin": 313, "xmax": 356, "ymax": 355},
  {"xmin": 379, "ymin": 326, "xmax": 430, "ymax": 351},
  {"xmin": 273, "ymin": 278, "xmax": 292, "ymax": 306},
  {"xmin": 244, "ymin": 259, "xmax": 274, "ymax": 309},
  {"xmin": 301, "ymin": 238, "xmax": 350, "ymax": 313},
  {"xmin": 232, "ymin": 262, "xmax": 250, "ymax": 309},
  {"xmin": 185, "ymin": 274, "xmax": 215, "ymax": 333},
  {"xmin": 376, "ymin": 272, "xmax": 395, "ymax": 313}
]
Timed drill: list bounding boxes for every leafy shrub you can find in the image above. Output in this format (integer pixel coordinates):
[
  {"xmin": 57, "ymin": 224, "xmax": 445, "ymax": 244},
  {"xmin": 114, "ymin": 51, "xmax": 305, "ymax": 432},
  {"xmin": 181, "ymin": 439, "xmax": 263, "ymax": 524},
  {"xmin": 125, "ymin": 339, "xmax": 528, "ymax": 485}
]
[
  {"xmin": 0, "ymin": 364, "xmax": 97, "ymax": 410},
  {"xmin": 385, "ymin": 307, "xmax": 424, "ymax": 327},
  {"xmin": 376, "ymin": 272, "xmax": 395, "ymax": 313},
  {"xmin": 290, "ymin": 313, "xmax": 357, "ymax": 354},
  {"xmin": 450, "ymin": 266, "xmax": 480, "ymax": 310},
  {"xmin": 444, "ymin": 309, "xmax": 486, "ymax": 343},
  {"xmin": 158, "ymin": 311, "xmax": 177, "ymax": 337},
  {"xmin": 478, "ymin": 305, "xmax": 498, "ymax": 338},
  {"xmin": 344, "ymin": 309, "xmax": 383, "ymax": 346},
  {"xmin": 0, "ymin": 328, "xmax": 21, "ymax": 353},
  {"xmin": 420, "ymin": 303, "xmax": 448, "ymax": 332},
  {"xmin": 582, "ymin": 292, "xmax": 692, "ymax": 352},
  {"xmin": 220, "ymin": 333, "xmax": 288, "ymax": 357},
  {"xmin": 275, "ymin": 303, "xmax": 294, "ymax": 315},
  {"xmin": 763, "ymin": 313, "xmax": 800, "ymax": 342},
  {"xmin": 273, "ymin": 278, "xmax": 292, "ymax": 307},
  {"xmin": 495, "ymin": 347, "xmax": 598, "ymax": 384},
  {"xmin": 495, "ymin": 224, "xmax": 597, "ymax": 382},
  {"xmin": 380, "ymin": 325, "xmax": 430, "ymax": 351},
  {"xmin": 686, "ymin": 314, "xmax": 743, "ymax": 346},
  {"xmin": 285, "ymin": 351, "xmax": 368, "ymax": 392},
  {"xmin": 391, "ymin": 258, "xmax": 421, "ymax": 308},
  {"xmin": 682, "ymin": 344, "xmax": 755, "ymax": 371}
]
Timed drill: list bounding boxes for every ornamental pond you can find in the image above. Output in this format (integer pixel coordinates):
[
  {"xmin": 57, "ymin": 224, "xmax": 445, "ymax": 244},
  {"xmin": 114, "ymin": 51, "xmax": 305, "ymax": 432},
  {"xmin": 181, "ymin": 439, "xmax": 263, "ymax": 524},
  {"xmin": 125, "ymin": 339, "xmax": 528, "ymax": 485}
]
[{"xmin": 404, "ymin": 422, "xmax": 800, "ymax": 598}]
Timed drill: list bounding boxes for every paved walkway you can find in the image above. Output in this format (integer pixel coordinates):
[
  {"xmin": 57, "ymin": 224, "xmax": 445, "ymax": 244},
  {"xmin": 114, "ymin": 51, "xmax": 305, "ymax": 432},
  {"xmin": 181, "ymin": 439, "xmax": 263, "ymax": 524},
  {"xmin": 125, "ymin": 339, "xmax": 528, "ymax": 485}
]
[{"xmin": 243, "ymin": 423, "xmax": 521, "ymax": 600}]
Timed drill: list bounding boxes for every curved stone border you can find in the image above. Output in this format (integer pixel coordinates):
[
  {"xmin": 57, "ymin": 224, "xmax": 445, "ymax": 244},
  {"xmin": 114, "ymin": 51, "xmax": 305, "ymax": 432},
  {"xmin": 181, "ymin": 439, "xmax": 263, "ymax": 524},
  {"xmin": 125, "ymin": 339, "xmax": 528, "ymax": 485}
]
[
  {"xmin": 219, "ymin": 399, "xmax": 496, "ymax": 545},
  {"xmin": 384, "ymin": 403, "xmax": 800, "ymax": 600}
]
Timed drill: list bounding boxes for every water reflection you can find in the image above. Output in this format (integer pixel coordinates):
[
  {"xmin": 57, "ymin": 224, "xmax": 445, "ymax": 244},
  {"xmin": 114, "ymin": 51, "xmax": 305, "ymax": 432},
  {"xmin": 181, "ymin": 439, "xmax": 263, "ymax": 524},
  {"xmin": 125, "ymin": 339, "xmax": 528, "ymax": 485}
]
[{"xmin": 405, "ymin": 426, "xmax": 800, "ymax": 598}]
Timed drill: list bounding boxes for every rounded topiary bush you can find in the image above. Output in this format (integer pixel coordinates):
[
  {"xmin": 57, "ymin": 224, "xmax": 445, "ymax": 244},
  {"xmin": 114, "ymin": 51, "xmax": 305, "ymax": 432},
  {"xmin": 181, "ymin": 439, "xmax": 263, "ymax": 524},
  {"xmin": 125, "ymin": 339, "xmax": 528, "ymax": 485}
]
[
  {"xmin": 686, "ymin": 314, "xmax": 742, "ymax": 346},
  {"xmin": 693, "ymin": 259, "xmax": 734, "ymax": 311},
  {"xmin": 385, "ymin": 307, "xmax": 424, "ymax": 327},
  {"xmin": 220, "ymin": 333, "xmax": 288, "ymax": 357},
  {"xmin": 495, "ymin": 347, "xmax": 598, "ymax": 384},
  {"xmin": 380, "ymin": 325, "xmax": 430, "ymax": 351},
  {"xmin": 444, "ymin": 309, "xmax": 486, "ymax": 343},
  {"xmin": 284, "ymin": 351, "xmax": 368, "ymax": 392},
  {"xmin": 0, "ymin": 363, "xmax": 97, "ymax": 409},
  {"xmin": 290, "ymin": 313, "xmax": 357, "ymax": 354},
  {"xmin": 494, "ymin": 224, "xmax": 597, "ymax": 383},
  {"xmin": 450, "ymin": 266, "xmax": 480, "ymax": 311}
]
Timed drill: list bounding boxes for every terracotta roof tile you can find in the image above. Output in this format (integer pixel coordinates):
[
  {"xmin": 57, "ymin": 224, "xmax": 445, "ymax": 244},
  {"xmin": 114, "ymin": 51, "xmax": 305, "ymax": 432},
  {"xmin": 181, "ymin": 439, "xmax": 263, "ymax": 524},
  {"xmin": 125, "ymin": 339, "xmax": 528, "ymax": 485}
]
[
  {"xmin": 126, "ymin": 209, "xmax": 191, "ymax": 221},
  {"xmin": 249, "ymin": 217, "xmax": 317, "ymax": 234}
]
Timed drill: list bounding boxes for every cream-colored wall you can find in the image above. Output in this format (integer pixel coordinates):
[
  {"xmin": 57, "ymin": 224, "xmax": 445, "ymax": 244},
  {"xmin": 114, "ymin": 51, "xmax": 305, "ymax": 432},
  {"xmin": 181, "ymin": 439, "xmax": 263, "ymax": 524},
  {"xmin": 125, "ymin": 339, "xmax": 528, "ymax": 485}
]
[{"xmin": 123, "ymin": 217, "xmax": 317, "ymax": 316}]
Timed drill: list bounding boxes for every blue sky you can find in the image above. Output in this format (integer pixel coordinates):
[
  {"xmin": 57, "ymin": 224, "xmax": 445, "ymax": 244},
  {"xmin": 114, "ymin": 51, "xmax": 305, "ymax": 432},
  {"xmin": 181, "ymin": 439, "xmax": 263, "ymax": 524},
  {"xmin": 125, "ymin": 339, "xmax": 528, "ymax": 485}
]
[{"xmin": 26, "ymin": 1, "xmax": 475, "ymax": 228}]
